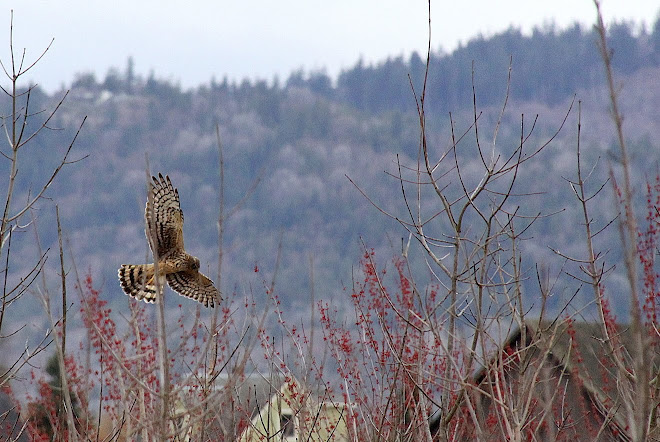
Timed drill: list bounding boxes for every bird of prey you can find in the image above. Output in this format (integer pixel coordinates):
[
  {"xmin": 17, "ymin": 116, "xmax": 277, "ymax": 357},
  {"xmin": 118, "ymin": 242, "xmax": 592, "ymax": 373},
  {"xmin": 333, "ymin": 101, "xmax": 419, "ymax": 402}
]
[{"xmin": 118, "ymin": 173, "xmax": 221, "ymax": 308}]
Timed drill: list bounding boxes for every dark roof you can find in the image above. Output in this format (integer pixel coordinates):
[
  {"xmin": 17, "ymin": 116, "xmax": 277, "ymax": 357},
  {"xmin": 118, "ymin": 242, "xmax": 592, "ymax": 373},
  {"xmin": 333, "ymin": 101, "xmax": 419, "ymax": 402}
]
[{"xmin": 485, "ymin": 319, "xmax": 658, "ymax": 439}]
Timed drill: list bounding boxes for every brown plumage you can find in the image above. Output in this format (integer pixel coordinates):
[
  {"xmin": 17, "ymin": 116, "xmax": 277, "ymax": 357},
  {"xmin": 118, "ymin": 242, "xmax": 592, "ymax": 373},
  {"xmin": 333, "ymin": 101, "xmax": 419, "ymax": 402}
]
[{"xmin": 118, "ymin": 173, "xmax": 221, "ymax": 308}]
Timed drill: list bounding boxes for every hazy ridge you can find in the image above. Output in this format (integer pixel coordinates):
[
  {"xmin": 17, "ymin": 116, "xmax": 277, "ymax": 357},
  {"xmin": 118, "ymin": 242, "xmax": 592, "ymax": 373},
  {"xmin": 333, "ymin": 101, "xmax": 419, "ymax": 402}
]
[{"xmin": 2, "ymin": 20, "xmax": 659, "ymax": 332}]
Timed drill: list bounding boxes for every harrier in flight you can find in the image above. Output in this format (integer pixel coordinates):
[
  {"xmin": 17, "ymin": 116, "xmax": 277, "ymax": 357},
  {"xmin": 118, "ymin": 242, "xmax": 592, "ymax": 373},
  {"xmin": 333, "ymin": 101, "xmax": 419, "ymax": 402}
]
[{"xmin": 118, "ymin": 173, "xmax": 221, "ymax": 308}]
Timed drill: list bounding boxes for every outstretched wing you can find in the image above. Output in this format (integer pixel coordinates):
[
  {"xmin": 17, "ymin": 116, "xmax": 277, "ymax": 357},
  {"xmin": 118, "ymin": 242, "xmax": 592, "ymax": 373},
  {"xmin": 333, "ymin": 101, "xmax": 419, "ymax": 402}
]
[
  {"xmin": 145, "ymin": 173, "xmax": 184, "ymax": 259},
  {"xmin": 166, "ymin": 270, "xmax": 221, "ymax": 308}
]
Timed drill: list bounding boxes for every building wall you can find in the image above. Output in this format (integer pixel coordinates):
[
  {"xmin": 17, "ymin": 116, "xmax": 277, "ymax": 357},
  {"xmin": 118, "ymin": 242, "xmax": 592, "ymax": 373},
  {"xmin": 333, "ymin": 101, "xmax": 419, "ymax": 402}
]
[{"xmin": 239, "ymin": 382, "xmax": 350, "ymax": 442}]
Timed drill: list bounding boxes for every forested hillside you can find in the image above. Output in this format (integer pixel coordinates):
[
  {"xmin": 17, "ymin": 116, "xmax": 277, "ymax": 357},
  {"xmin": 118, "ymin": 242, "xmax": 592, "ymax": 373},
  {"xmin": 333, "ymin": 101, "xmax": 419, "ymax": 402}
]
[{"xmin": 2, "ymin": 18, "xmax": 659, "ymax": 324}]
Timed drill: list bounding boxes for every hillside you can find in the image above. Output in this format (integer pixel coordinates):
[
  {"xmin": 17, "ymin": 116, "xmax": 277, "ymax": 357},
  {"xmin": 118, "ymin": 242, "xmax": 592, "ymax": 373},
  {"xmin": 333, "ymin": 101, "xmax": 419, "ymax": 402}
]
[{"xmin": 1, "ymin": 21, "xmax": 659, "ymax": 332}]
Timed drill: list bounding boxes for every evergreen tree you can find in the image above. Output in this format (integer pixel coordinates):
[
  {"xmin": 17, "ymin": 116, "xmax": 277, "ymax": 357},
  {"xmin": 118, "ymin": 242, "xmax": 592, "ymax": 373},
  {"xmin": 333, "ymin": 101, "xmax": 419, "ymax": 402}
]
[{"xmin": 27, "ymin": 353, "xmax": 82, "ymax": 440}]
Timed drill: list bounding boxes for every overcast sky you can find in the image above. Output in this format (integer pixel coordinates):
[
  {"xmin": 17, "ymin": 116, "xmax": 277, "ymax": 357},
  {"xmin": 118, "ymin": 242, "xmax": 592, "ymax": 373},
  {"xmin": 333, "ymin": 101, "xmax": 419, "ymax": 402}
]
[{"xmin": 3, "ymin": 1, "xmax": 659, "ymax": 92}]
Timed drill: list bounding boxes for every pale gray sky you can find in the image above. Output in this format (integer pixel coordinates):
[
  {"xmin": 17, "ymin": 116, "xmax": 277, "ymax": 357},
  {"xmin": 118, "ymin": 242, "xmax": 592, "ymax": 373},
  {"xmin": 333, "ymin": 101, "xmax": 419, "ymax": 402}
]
[{"xmin": 4, "ymin": 0, "xmax": 659, "ymax": 92}]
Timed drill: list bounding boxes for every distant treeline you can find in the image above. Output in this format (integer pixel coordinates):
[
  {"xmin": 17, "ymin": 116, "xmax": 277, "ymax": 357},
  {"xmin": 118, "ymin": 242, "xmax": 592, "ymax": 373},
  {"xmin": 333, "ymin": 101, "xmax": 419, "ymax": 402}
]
[
  {"xmin": 3, "ymin": 16, "xmax": 657, "ymax": 320},
  {"xmin": 334, "ymin": 20, "xmax": 660, "ymax": 113},
  {"xmin": 69, "ymin": 18, "xmax": 660, "ymax": 118}
]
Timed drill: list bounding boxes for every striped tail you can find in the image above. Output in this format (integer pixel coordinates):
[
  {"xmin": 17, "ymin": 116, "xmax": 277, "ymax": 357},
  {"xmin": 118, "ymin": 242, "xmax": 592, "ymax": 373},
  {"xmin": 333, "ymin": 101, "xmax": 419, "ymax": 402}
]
[{"xmin": 118, "ymin": 264, "xmax": 162, "ymax": 303}]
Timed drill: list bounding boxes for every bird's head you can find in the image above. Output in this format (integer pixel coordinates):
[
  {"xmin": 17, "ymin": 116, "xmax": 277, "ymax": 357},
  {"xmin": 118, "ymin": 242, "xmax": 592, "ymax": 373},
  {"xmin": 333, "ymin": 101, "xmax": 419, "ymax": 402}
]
[{"xmin": 189, "ymin": 256, "xmax": 201, "ymax": 271}]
